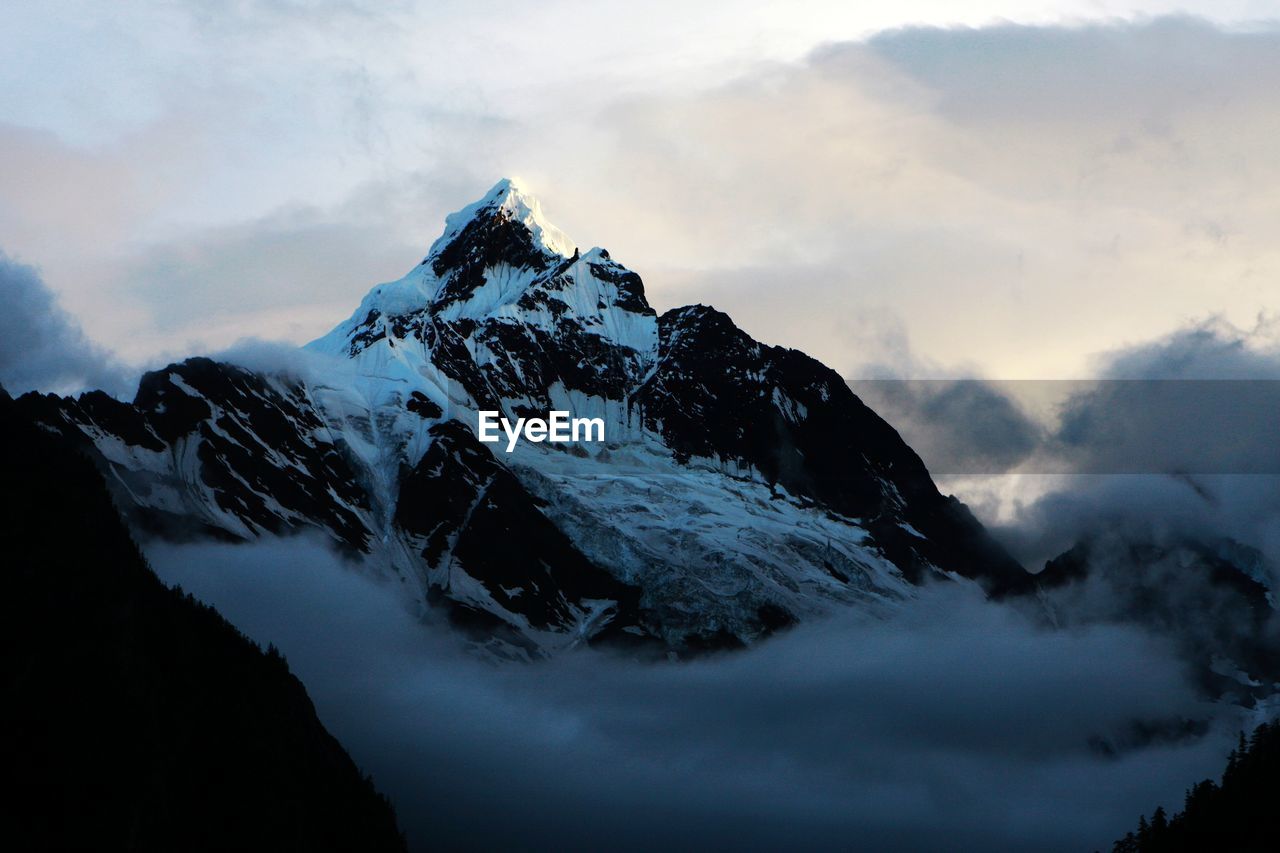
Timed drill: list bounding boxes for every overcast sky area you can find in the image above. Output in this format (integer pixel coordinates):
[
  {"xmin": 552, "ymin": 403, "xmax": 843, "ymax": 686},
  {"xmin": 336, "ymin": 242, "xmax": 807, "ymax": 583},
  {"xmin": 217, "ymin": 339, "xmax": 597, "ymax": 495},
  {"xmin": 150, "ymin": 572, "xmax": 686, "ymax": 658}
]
[{"xmin": 3, "ymin": 1, "xmax": 1280, "ymax": 389}]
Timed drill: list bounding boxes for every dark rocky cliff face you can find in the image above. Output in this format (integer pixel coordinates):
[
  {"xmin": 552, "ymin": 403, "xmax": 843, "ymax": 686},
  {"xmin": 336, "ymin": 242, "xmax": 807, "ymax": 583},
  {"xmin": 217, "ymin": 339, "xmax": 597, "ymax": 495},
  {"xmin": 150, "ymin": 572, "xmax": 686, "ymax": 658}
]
[
  {"xmin": 635, "ymin": 303, "xmax": 1029, "ymax": 592},
  {"xmin": 0, "ymin": 386, "xmax": 406, "ymax": 852}
]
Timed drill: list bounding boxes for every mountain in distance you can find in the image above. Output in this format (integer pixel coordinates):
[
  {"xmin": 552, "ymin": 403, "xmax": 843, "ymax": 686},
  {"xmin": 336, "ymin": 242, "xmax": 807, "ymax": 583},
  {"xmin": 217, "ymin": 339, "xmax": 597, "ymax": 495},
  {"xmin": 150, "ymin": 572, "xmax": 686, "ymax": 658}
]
[
  {"xmin": 1018, "ymin": 532, "xmax": 1280, "ymax": 703},
  {"xmin": 20, "ymin": 178, "xmax": 1029, "ymax": 657}
]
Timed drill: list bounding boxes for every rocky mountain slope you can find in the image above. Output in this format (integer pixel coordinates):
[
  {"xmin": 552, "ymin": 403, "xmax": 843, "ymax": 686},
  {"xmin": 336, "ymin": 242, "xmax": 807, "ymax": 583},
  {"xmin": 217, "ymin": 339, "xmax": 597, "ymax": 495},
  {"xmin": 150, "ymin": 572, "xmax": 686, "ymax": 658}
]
[
  {"xmin": 1021, "ymin": 532, "xmax": 1280, "ymax": 703},
  {"xmin": 20, "ymin": 179, "xmax": 1028, "ymax": 656}
]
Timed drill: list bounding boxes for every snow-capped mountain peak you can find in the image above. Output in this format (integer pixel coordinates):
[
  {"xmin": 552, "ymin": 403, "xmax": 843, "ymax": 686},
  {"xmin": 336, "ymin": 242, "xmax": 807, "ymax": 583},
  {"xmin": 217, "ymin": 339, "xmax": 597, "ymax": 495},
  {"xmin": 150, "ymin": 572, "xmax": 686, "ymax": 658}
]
[
  {"xmin": 424, "ymin": 176, "xmax": 576, "ymax": 264},
  {"xmin": 309, "ymin": 179, "xmax": 652, "ymax": 363},
  {"xmin": 26, "ymin": 179, "xmax": 1030, "ymax": 657},
  {"xmin": 306, "ymin": 179, "xmax": 659, "ymax": 427}
]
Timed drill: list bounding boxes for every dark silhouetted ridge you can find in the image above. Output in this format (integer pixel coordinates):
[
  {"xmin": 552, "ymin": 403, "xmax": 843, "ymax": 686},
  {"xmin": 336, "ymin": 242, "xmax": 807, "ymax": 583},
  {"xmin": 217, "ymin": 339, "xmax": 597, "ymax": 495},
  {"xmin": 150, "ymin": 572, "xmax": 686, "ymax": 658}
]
[
  {"xmin": 0, "ymin": 385, "xmax": 406, "ymax": 852},
  {"xmin": 1113, "ymin": 719, "xmax": 1280, "ymax": 852}
]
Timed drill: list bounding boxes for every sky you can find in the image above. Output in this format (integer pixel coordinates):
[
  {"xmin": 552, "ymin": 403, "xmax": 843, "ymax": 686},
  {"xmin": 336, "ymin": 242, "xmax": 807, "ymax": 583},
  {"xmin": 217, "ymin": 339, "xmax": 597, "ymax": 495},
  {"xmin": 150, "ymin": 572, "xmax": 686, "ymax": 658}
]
[{"xmin": 3, "ymin": 1, "xmax": 1280, "ymax": 387}]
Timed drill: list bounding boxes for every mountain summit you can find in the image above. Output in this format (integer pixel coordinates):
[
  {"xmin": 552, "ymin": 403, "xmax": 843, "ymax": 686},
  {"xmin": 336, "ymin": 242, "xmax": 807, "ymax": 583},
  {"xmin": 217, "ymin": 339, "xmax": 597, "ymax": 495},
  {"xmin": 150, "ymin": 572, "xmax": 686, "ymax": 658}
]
[
  {"xmin": 309, "ymin": 177, "xmax": 656, "ymax": 425},
  {"xmin": 21, "ymin": 180, "xmax": 1028, "ymax": 656},
  {"xmin": 425, "ymin": 177, "xmax": 577, "ymax": 262}
]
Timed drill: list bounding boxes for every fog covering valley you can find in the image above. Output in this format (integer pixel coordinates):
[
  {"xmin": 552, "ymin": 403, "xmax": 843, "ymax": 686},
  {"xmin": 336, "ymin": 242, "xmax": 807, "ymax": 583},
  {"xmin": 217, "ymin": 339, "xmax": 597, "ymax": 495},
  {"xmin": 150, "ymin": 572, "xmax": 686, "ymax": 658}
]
[{"xmin": 146, "ymin": 536, "xmax": 1243, "ymax": 852}]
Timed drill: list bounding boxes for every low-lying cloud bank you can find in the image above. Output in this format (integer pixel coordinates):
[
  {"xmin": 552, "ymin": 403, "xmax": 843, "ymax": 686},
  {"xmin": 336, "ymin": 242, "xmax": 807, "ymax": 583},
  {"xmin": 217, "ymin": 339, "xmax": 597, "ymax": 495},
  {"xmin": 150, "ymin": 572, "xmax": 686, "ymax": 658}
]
[{"xmin": 147, "ymin": 537, "xmax": 1241, "ymax": 852}]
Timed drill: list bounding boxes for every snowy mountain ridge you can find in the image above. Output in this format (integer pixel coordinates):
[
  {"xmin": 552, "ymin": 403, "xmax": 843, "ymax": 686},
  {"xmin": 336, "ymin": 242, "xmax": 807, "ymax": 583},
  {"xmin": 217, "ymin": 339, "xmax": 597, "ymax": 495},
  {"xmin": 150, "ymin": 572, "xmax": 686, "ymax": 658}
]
[{"xmin": 21, "ymin": 179, "xmax": 1029, "ymax": 656}]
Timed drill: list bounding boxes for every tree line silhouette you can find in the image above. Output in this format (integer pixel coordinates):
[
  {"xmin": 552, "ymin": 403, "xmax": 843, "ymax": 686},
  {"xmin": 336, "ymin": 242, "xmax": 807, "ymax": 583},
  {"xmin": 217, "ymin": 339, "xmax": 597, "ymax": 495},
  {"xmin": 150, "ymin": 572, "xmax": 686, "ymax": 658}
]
[{"xmin": 1113, "ymin": 720, "xmax": 1280, "ymax": 851}]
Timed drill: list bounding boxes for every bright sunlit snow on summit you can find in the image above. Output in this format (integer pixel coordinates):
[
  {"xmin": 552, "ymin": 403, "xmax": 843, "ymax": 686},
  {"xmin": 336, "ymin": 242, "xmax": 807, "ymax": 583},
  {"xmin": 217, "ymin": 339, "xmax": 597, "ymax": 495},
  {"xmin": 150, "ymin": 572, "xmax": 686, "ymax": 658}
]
[{"xmin": 426, "ymin": 178, "xmax": 577, "ymax": 262}]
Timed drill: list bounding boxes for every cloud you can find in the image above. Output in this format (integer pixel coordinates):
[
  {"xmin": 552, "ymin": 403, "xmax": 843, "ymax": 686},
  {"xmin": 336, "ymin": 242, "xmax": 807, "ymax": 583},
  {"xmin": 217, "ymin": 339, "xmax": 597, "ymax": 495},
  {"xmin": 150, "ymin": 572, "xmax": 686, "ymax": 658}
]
[
  {"xmin": 522, "ymin": 17, "xmax": 1280, "ymax": 379},
  {"xmin": 833, "ymin": 312, "xmax": 1280, "ymax": 684},
  {"xmin": 853, "ymin": 378, "xmax": 1046, "ymax": 475},
  {"xmin": 112, "ymin": 204, "xmax": 424, "ymax": 355},
  {"xmin": 848, "ymin": 309, "xmax": 1280, "ymax": 481},
  {"xmin": 947, "ymin": 318, "xmax": 1280, "ymax": 573},
  {"xmin": 0, "ymin": 251, "xmax": 131, "ymax": 396},
  {"xmin": 145, "ymin": 535, "xmax": 1239, "ymax": 852},
  {"xmin": 5, "ymin": 15, "xmax": 1280, "ymax": 379},
  {"xmin": 1091, "ymin": 315, "xmax": 1280, "ymax": 380},
  {"xmin": 866, "ymin": 16, "xmax": 1280, "ymax": 126}
]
